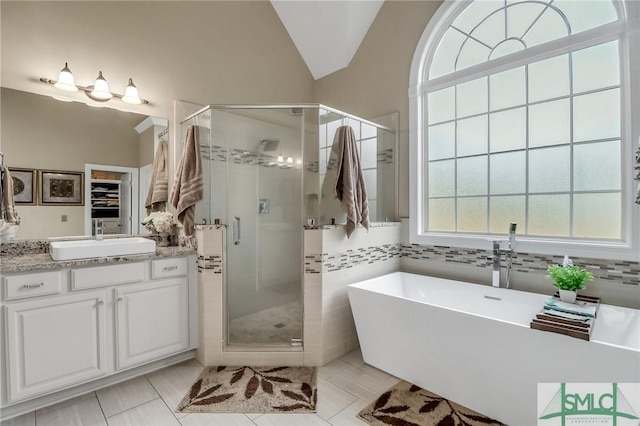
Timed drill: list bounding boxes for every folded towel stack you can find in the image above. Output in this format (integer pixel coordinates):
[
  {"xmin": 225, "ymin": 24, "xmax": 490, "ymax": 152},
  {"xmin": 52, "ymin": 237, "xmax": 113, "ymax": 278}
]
[{"xmin": 544, "ymin": 298, "xmax": 597, "ymax": 318}]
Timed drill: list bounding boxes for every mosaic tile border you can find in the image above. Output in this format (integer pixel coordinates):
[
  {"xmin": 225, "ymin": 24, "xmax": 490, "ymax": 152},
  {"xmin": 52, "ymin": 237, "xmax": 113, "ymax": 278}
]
[
  {"xmin": 304, "ymin": 240, "xmax": 639, "ymax": 285},
  {"xmin": 197, "ymin": 255, "xmax": 223, "ymax": 274},
  {"xmin": 305, "ymin": 243, "xmax": 401, "ymax": 274},
  {"xmin": 401, "ymin": 244, "xmax": 640, "ymax": 285}
]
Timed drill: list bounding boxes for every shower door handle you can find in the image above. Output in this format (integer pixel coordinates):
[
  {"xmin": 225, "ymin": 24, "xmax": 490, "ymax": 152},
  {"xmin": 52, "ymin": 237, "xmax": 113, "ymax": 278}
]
[{"xmin": 233, "ymin": 216, "xmax": 241, "ymax": 245}]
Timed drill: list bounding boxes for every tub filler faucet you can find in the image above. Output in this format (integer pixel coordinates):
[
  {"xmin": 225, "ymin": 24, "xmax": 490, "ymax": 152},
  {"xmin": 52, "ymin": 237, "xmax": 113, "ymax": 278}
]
[{"xmin": 490, "ymin": 223, "xmax": 517, "ymax": 288}]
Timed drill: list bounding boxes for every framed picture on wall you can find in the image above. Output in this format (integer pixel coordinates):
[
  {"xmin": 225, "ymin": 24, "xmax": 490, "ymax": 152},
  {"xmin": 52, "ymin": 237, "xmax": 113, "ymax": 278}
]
[
  {"xmin": 38, "ymin": 170, "xmax": 84, "ymax": 206},
  {"xmin": 8, "ymin": 167, "xmax": 37, "ymax": 205}
]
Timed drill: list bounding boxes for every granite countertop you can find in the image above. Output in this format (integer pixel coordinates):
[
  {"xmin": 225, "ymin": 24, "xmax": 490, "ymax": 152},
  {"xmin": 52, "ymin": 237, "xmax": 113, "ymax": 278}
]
[{"xmin": 1, "ymin": 246, "xmax": 196, "ymax": 274}]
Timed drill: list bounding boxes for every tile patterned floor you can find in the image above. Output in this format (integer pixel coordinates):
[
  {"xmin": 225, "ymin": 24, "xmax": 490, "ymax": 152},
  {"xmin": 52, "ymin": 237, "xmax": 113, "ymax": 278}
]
[{"xmin": 1, "ymin": 349, "xmax": 398, "ymax": 426}]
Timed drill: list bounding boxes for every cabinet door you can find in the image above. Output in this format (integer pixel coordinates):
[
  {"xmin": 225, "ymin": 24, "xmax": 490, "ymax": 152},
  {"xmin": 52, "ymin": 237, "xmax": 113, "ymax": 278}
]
[
  {"xmin": 115, "ymin": 278, "xmax": 189, "ymax": 370},
  {"xmin": 4, "ymin": 290, "xmax": 108, "ymax": 402}
]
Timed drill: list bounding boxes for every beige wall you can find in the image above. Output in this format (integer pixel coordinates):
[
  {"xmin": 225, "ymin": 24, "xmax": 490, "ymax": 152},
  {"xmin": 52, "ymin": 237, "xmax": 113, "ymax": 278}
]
[
  {"xmin": 314, "ymin": 1, "xmax": 442, "ymax": 217},
  {"xmin": 0, "ymin": 1, "xmax": 314, "ymax": 123}
]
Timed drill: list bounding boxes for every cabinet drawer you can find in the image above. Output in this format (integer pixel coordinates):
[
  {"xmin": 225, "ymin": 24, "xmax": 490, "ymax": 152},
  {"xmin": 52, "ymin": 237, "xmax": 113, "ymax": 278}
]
[
  {"xmin": 3, "ymin": 270, "xmax": 63, "ymax": 300},
  {"xmin": 72, "ymin": 262, "xmax": 145, "ymax": 290},
  {"xmin": 151, "ymin": 257, "xmax": 188, "ymax": 279}
]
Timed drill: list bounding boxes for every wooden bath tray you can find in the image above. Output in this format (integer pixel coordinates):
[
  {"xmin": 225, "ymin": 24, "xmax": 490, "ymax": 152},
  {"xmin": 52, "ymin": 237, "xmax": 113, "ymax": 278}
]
[{"xmin": 530, "ymin": 293, "xmax": 600, "ymax": 341}]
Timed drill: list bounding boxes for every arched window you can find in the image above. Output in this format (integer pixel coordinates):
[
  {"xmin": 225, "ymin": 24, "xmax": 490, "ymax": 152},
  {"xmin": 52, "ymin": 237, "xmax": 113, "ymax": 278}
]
[{"xmin": 409, "ymin": 0, "xmax": 640, "ymax": 260}]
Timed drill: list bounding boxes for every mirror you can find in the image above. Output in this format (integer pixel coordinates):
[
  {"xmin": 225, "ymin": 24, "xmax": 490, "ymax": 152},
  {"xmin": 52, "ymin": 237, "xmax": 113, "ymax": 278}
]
[{"xmin": 0, "ymin": 87, "xmax": 168, "ymax": 240}]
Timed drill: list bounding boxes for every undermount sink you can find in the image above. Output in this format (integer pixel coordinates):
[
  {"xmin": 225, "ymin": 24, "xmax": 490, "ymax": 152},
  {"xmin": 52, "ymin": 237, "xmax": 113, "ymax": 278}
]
[{"xmin": 49, "ymin": 237, "xmax": 156, "ymax": 261}]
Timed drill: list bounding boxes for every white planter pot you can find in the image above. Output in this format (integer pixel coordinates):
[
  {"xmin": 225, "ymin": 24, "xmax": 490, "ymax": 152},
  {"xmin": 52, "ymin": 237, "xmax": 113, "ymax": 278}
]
[{"xmin": 559, "ymin": 289, "xmax": 577, "ymax": 304}]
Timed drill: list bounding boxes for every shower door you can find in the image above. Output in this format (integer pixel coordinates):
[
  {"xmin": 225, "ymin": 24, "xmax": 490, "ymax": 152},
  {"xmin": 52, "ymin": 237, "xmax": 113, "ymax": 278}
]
[{"xmin": 220, "ymin": 108, "xmax": 304, "ymax": 347}]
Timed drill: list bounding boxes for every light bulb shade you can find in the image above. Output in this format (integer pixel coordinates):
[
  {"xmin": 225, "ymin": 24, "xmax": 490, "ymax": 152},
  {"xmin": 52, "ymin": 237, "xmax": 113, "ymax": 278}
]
[
  {"xmin": 122, "ymin": 78, "xmax": 142, "ymax": 105},
  {"xmin": 90, "ymin": 71, "xmax": 112, "ymax": 100},
  {"xmin": 286, "ymin": 156, "xmax": 293, "ymax": 164},
  {"xmin": 277, "ymin": 155, "xmax": 284, "ymax": 162},
  {"xmin": 53, "ymin": 63, "xmax": 78, "ymax": 92}
]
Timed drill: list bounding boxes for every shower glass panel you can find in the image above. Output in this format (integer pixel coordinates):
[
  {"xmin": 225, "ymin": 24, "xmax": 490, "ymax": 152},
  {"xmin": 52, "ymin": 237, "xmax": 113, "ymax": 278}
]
[
  {"xmin": 183, "ymin": 104, "xmax": 395, "ymax": 349},
  {"xmin": 196, "ymin": 107, "xmax": 306, "ymax": 347}
]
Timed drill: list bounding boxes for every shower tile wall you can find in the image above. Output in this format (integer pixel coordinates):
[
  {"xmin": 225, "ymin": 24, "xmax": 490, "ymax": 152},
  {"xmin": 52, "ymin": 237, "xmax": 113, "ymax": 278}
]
[{"xmin": 303, "ymin": 224, "xmax": 402, "ymax": 365}]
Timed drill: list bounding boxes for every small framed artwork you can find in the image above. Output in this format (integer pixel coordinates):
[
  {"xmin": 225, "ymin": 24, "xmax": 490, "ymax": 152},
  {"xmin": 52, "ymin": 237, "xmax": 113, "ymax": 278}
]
[
  {"xmin": 38, "ymin": 170, "xmax": 84, "ymax": 206},
  {"xmin": 8, "ymin": 168, "xmax": 37, "ymax": 205}
]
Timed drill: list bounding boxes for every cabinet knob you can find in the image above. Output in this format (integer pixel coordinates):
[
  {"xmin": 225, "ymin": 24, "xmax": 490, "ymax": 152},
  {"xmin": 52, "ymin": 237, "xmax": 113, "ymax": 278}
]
[
  {"xmin": 118, "ymin": 297, "xmax": 123, "ymax": 302},
  {"xmin": 98, "ymin": 300, "xmax": 104, "ymax": 305}
]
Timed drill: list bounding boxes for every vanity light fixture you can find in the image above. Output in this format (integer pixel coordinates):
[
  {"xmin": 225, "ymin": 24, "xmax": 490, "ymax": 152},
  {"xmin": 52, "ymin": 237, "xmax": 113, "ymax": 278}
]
[{"xmin": 41, "ymin": 62, "xmax": 149, "ymax": 105}]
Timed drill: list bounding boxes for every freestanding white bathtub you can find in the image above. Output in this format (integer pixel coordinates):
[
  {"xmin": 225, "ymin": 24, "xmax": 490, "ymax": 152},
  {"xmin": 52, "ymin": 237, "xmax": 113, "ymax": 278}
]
[{"xmin": 347, "ymin": 272, "xmax": 640, "ymax": 425}]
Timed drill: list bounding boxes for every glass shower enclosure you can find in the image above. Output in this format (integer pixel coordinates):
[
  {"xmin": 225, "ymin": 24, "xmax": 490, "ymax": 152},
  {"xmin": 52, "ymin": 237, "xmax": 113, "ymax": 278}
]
[{"xmin": 181, "ymin": 105, "xmax": 396, "ymax": 350}]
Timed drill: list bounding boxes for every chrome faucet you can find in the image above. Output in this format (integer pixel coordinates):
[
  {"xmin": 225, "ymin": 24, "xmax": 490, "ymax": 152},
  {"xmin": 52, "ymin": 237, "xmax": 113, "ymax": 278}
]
[
  {"xmin": 490, "ymin": 223, "xmax": 517, "ymax": 288},
  {"xmin": 93, "ymin": 219, "xmax": 104, "ymax": 240},
  {"xmin": 491, "ymin": 240, "xmax": 501, "ymax": 287}
]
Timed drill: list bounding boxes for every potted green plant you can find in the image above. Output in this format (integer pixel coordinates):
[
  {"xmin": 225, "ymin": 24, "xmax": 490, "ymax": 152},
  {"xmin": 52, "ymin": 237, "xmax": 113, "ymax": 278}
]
[{"xmin": 547, "ymin": 264, "xmax": 593, "ymax": 303}]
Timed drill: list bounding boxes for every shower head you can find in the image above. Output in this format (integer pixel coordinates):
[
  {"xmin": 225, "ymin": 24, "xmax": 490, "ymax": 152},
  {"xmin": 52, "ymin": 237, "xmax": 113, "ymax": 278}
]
[{"xmin": 259, "ymin": 138, "xmax": 280, "ymax": 152}]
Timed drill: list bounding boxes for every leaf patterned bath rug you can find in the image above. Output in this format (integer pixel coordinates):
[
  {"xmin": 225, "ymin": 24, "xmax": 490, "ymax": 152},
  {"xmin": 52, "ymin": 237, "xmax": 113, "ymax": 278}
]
[
  {"xmin": 175, "ymin": 366, "xmax": 317, "ymax": 414},
  {"xmin": 358, "ymin": 380, "xmax": 505, "ymax": 426}
]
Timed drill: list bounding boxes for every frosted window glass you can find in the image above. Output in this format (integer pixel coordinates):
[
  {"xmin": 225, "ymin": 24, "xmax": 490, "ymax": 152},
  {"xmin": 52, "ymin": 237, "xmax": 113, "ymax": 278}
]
[
  {"xmin": 490, "ymin": 151, "xmax": 526, "ymax": 194},
  {"xmin": 523, "ymin": 8, "xmax": 569, "ymax": 47},
  {"xmin": 529, "ymin": 194, "xmax": 570, "ymax": 236},
  {"xmin": 490, "ymin": 39, "xmax": 526, "ymax": 60},
  {"xmin": 427, "ymin": 198, "xmax": 455, "ymax": 232},
  {"xmin": 361, "ymin": 123, "xmax": 377, "ymax": 140},
  {"xmin": 507, "ymin": 3, "xmax": 547, "ymax": 39},
  {"xmin": 428, "ymin": 122, "xmax": 455, "ymax": 160},
  {"xmin": 572, "ymin": 41, "xmax": 619, "ymax": 93},
  {"xmin": 454, "ymin": 1, "xmax": 504, "ymax": 33},
  {"xmin": 573, "ymin": 89, "xmax": 620, "ymax": 142},
  {"xmin": 428, "ymin": 87, "xmax": 456, "ymax": 124},
  {"xmin": 489, "ymin": 67, "xmax": 525, "ymax": 111},
  {"xmin": 457, "ymin": 197, "xmax": 488, "ymax": 233},
  {"xmin": 363, "ymin": 169, "xmax": 377, "ymax": 197},
  {"xmin": 457, "ymin": 38, "xmax": 492, "ymax": 71},
  {"xmin": 428, "ymin": 160, "xmax": 455, "ymax": 197},
  {"xmin": 528, "ymin": 54, "xmax": 570, "ymax": 102},
  {"xmin": 573, "ymin": 193, "xmax": 621, "ymax": 239},
  {"xmin": 360, "ymin": 139, "xmax": 377, "ymax": 169},
  {"xmin": 430, "ymin": 29, "xmax": 466, "ymax": 79},
  {"xmin": 553, "ymin": 0, "xmax": 618, "ymax": 34},
  {"xmin": 489, "ymin": 196, "xmax": 526, "ymax": 233},
  {"xmin": 529, "ymin": 146, "xmax": 570, "ymax": 193},
  {"xmin": 472, "ymin": 9, "xmax": 505, "ymax": 47},
  {"xmin": 489, "ymin": 108, "xmax": 526, "ymax": 152},
  {"xmin": 457, "ymin": 77, "xmax": 488, "ymax": 118},
  {"xmin": 529, "ymin": 99, "xmax": 570, "ymax": 147},
  {"xmin": 457, "ymin": 156, "xmax": 487, "ymax": 196},
  {"xmin": 574, "ymin": 140, "xmax": 621, "ymax": 191},
  {"xmin": 457, "ymin": 115, "xmax": 488, "ymax": 157}
]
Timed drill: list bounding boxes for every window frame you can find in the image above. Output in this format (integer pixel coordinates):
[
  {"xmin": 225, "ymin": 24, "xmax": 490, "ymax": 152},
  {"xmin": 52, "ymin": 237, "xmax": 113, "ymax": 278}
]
[{"xmin": 409, "ymin": 0, "xmax": 640, "ymax": 261}]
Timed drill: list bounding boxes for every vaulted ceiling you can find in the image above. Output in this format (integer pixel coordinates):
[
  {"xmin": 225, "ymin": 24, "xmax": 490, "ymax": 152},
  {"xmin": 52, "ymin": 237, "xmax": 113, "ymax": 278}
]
[{"xmin": 270, "ymin": 0, "xmax": 384, "ymax": 80}]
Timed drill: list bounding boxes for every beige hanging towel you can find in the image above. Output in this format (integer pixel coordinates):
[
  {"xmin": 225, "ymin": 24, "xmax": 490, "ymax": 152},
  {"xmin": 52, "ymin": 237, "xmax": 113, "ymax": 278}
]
[
  {"xmin": 334, "ymin": 125, "xmax": 369, "ymax": 238},
  {"xmin": 170, "ymin": 125, "xmax": 203, "ymax": 236},
  {"xmin": 145, "ymin": 139, "xmax": 169, "ymax": 214},
  {"xmin": 1, "ymin": 167, "xmax": 20, "ymax": 225}
]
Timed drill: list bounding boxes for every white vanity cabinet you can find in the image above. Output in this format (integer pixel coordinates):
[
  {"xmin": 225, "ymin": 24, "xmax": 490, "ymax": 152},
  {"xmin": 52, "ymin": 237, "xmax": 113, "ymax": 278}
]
[
  {"xmin": 1, "ymin": 254, "xmax": 197, "ymax": 409},
  {"xmin": 115, "ymin": 277, "xmax": 189, "ymax": 369},
  {"xmin": 4, "ymin": 290, "xmax": 108, "ymax": 402}
]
